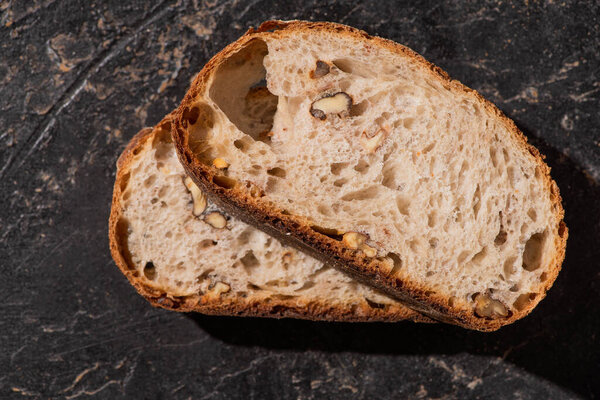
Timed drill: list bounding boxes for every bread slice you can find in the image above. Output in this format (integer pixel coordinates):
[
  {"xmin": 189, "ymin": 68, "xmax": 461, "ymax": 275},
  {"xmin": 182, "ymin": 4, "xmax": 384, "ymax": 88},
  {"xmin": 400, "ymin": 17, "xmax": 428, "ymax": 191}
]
[
  {"xmin": 172, "ymin": 20, "xmax": 567, "ymax": 331},
  {"xmin": 108, "ymin": 115, "xmax": 433, "ymax": 322}
]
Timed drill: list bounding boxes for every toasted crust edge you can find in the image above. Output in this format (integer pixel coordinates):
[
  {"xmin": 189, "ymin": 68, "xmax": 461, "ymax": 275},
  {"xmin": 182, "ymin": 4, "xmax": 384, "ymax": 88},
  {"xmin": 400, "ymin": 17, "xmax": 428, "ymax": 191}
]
[
  {"xmin": 172, "ymin": 20, "xmax": 568, "ymax": 331},
  {"xmin": 108, "ymin": 114, "xmax": 432, "ymax": 323}
]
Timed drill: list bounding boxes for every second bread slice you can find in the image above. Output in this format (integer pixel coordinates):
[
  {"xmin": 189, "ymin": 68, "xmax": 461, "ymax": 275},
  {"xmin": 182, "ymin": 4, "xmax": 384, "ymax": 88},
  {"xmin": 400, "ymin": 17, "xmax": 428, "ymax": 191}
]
[{"xmin": 109, "ymin": 115, "xmax": 432, "ymax": 322}]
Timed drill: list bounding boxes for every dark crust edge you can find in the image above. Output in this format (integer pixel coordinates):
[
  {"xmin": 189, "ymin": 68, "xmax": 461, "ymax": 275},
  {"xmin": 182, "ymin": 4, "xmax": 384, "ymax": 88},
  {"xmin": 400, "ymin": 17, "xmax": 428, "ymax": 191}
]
[
  {"xmin": 171, "ymin": 20, "xmax": 568, "ymax": 331},
  {"xmin": 107, "ymin": 115, "xmax": 433, "ymax": 323}
]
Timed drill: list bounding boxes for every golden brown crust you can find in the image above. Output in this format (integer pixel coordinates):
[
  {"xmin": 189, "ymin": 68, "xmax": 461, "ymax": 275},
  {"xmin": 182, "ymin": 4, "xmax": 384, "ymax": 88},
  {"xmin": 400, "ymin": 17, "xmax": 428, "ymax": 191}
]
[
  {"xmin": 171, "ymin": 20, "xmax": 567, "ymax": 331},
  {"xmin": 108, "ymin": 114, "xmax": 432, "ymax": 323}
]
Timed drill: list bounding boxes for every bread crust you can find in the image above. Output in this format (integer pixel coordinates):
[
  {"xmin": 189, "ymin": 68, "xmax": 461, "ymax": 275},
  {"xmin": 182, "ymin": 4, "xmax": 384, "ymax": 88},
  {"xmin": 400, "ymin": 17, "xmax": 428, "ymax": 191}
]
[
  {"xmin": 108, "ymin": 115, "xmax": 433, "ymax": 323},
  {"xmin": 171, "ymin": 20, "xmax": 568, "ymax": 331}
]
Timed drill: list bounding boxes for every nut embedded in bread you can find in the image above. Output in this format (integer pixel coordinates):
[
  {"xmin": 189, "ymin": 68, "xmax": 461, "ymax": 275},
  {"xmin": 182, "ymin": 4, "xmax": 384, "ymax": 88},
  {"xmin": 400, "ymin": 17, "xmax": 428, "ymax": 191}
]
[
  {"xmin": 172, "ymin": 20, "xmax": 567, "ymax": 331},
  {"xmin": 108, "ymin": 116, "xmax": 432, "ymax": 322}
]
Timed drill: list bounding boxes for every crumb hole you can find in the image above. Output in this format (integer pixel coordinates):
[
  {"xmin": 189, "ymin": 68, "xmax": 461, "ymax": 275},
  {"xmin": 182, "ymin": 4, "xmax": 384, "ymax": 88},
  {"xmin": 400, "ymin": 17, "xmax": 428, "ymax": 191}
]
[
  {"xmin": 365, "ymin": 298, "xmax": 386, "ymax": 309},
  {"xmin": 341, "ymin": 186, "xmax": 380, "ymax": 201},
  {"xmin": 396, "ymin": 195, "xmax": 410, "ymax": 215},
  {"xmin": 353, "ymin": 159, "xmax": 370, "ymax": 174},
  {"xmin": 143, "ymin": 174, "xmax": 157, "ymax": 188},
  {"xmin": 527, "ymin": 208, "xmax": 537, "ymax": 222},
  {"xmin": 240, "ymin": 250, "xmax": 259, "ymax": 271},
  {"xmin": 332, "ymin": 58, "xmax": 354, "ymax": 73},
  {"xmin": 350, "ymin": 100, "xmax": 368, "ymax": 117},
  {"xmin": 212, "ymin": 175, "xmax": 237, "ymax": 189},
  {"xmin": 513, "ymin": 293, "xmax": 537, "ymax": 311},
  {"xmin": 267, "ymin": 167, "xmax": 286, "ymax": 178},
  {"xmin": 330, "ymin": 162, "xmax": 349, "ymax": 175},
  {"xmin": 143, "ymin": 261, "xmax": 156, "ymax": 280},
  {"xmin": 388, "ymin": 252, "xmax": 402, "ymax": 276},
  {"xmin": 522, "ymin": 231, "xmax": 547, "ymax": 271},
  {"xmin": 311, "ymin": 225, "xmax": 343, "ymax": 241}
]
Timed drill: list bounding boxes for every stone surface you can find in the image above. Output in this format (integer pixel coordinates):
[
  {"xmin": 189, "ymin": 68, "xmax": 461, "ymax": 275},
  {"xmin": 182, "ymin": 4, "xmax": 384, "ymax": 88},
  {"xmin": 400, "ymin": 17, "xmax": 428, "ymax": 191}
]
[{"xmin": 1, "ymin": 1, "xmax": 599, "ymax": 399}]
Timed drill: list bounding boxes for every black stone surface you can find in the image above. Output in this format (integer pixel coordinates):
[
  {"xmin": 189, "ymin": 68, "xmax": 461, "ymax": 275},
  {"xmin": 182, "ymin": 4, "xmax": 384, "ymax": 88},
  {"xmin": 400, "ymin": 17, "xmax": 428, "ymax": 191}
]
[{"xmin": 1, "ymin": 1, "xmax": 599, "ymax": 399}]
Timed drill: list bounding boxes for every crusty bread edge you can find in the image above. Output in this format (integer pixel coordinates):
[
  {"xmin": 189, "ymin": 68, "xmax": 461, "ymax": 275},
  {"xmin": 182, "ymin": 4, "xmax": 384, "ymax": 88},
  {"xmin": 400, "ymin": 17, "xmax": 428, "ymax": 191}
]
[
  {"xmin": 171, "ymin": 20, "xmax": 568, "ymax": 331},
  {"xmin": 107, "ymin": 114, "xmax": 433, "ymax": 323}
]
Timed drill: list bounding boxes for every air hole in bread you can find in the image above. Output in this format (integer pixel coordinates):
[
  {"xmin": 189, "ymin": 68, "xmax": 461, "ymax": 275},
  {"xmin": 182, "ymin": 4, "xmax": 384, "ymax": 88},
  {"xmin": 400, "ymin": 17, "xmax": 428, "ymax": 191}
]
[
  {"xmin": 507, "ymin": 166, "xmax": 517, "ymax": 186},
  {"xmin": 212, "ymin": 175, "xmax": 237, "ymax": 189},
  {"xmin": 330, "ymin": 162, "xmax": 349, "ymax": 175},
  {"xmin": 350, "ymin": 100, "xmax": 368, "ymax": 117},
  {"xmin": 209, "ymin": 39, "xmax": 277, "ymax": 143},
  {"xmin": 317, "ymin": 204, "xmax": 332, "ymax": 216},
  {"xmin": 240, "ymin": 250, "xmax": 259, "ymax": 271},
  {"xmin": 333, "ymin": 178, "xmax": 348, "ymax": 187},
  {"xmin": 247, "ymin": 282, "xmax": 260, "ymax": 291},
  {"xmin": 311, "ymin": 225, "xmax": 343, "ymax": 241},
  {"xmin": 341, "ymin": 186, "xmax": 380, "ymax": 201},
  {"xmin": 527, "ymin": 208, "xmax": 537, "ymax": 222},
  {"xmin": 489, "ymin": 147, "xmax": 499, "ymax": 169},
  {"xmin": 522, "ymin": 231, "xmax": 547, "ymax": 271},
  {"xmin": 471, "ymin": 247, "xmax": 488, "ymax": 264},
  {"xmin": 472, "ymin": 185, "xmax": 481, "ymax": 218},
  {"xmin": 353, "ymin": 159, "xmax": 370, "ymax": 174},
  {"xmin": 122, "ymin": 190, "xmax": 132, "ymax": 202},
  {"xmin": 183, "ymin": 106, "xmax": 200, "ymax": 126},
  {"xmin": 295, "ymin": 280, "xmax": 316, "ymax": 291},
  {"xmin": 143, "ymin": 174, "xmax": 157, "ymax": 188},
  {"xmin": 558, "ymin": 221, "xmax": 566, "ymax": 238},
  {"xmin": 332, "ymin": 58, "xmax": 354, "ymax": 74},
  {"xmin": 396, "ymin": 195, "xmax": 410, "ymax": 216},
  {"xmin": 234, "ymin": 137, "xmax": 253, "ymax": 152},
  {"xmin": 143, "ymin": 261, "xmax": 156, "ymax": 280},
  {"xmin": 422, "ymin": 142, "xmax": 435, "ymax": 154},
  {"xmin": 365, "ymin": 298, "xmax": 386, "ymax": 309},
  {"xmin": 381, "ymin": 162, "xmax": 398, "ymax": 189},
  {"xmin": 403, "ymin": 118, "xmax": 415, "ymax": 129},
  {"xmin": 494, "ymin": 229, "xmax": 507, "ymax": 246},
  {"xmin": 386, "ymin": 252, "xmax": 402, "ymax": 276},
  {"xmin": 427, "ymin": 211, "xmax": 437, "ymax": 228},
  {"xmin": 265, "ymin": 279, "xmax": 283, "ymax": 287},
  {"xmin": 119, "ymin": 172, "xmax": 130, "ymax": 192},
  {"xmin": 267, "ymin": 167, "xmax": 286, "ymax": 178},
  {"xmin": 186, "ymin": 103, "xmax": 217, "ymax": 163},
  {"xmin": 266, "ymin": 177, "xmax": 278, "ymax": 192},
  {"xmin": 513, "ymin": 292, "xmax": 537, "ymax": 311},
  {"xmin": 154, "ymin": 140, "xmax": 172, "ymax": 161},
  {"xmin": 236, "ymin": 229, "xmax": 252, "ymax": 246},
  {"xmin": 458, "ymin": 251, "xmax": 470, "ymax": 264},
  {"xmin": 199, "ymin": 239, "xmax": 216, "ymax": 249}
]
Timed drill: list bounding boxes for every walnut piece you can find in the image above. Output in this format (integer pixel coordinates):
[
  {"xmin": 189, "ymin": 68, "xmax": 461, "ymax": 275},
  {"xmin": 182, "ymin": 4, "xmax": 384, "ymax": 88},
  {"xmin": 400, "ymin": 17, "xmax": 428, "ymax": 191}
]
[
  {"xmin": 361, "ymin": 127, "xmax": 388, "ymax": 153},
  {"xmin": 206, "ymin": 281, "xmax": 230, "ymax": 299},
  {"xmin": 204, "ymin": 212, "xmax": 227, "ymax": 229},
  {"xmin": 342, "ymin": 232, "xmax": 377, "ymax": 257},
  {"xmin": 183, "ymin": 176, "xmax": 207, "ymax": 216},
  {"xmin": 310, "ymin": 92, "xmax": 352, "ymax": 120},
  {"xmin": 474, "ymin": 293, "xmax": 509, "ymax": 318},
  {"xmin": 213, "ymin": 158, "xmax": 229, "ymax": 169}
]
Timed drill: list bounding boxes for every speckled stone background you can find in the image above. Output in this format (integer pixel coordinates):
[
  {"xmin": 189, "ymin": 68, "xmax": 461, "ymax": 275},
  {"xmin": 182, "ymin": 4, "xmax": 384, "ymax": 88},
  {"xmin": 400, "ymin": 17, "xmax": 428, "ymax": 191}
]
[{"xmin": 1, "ymin": 1, "xmax": 599, "ymax": 399}]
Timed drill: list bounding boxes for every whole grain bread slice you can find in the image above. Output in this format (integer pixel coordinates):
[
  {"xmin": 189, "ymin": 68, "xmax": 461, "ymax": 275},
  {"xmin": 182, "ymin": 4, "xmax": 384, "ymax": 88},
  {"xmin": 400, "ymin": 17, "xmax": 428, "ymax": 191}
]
[
  {"xmin": 108, "ymin": 114, "xmax": 433, "ymax": 322},
  {"xmin": 172, "ymin": 20, "xmax": 567, "ymax": 331}
]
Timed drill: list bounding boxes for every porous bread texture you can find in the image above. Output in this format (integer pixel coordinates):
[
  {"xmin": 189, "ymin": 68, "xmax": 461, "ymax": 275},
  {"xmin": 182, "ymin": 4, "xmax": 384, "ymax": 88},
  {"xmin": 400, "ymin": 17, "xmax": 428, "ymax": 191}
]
[
  {"xmin": 109, "ymin": 120, "xmax": 428, "ymax": 322},
  {"xmin": 173, "ymin": 21, "xmax": 567, "ymax": 330}
]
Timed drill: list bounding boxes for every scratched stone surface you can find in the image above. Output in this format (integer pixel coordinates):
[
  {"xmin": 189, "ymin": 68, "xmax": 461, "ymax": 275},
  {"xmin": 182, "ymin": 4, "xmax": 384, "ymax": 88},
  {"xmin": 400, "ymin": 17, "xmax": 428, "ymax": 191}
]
[{"xmin": 1, "ymin": 1, "xmax": 599, "ymax": 399}]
